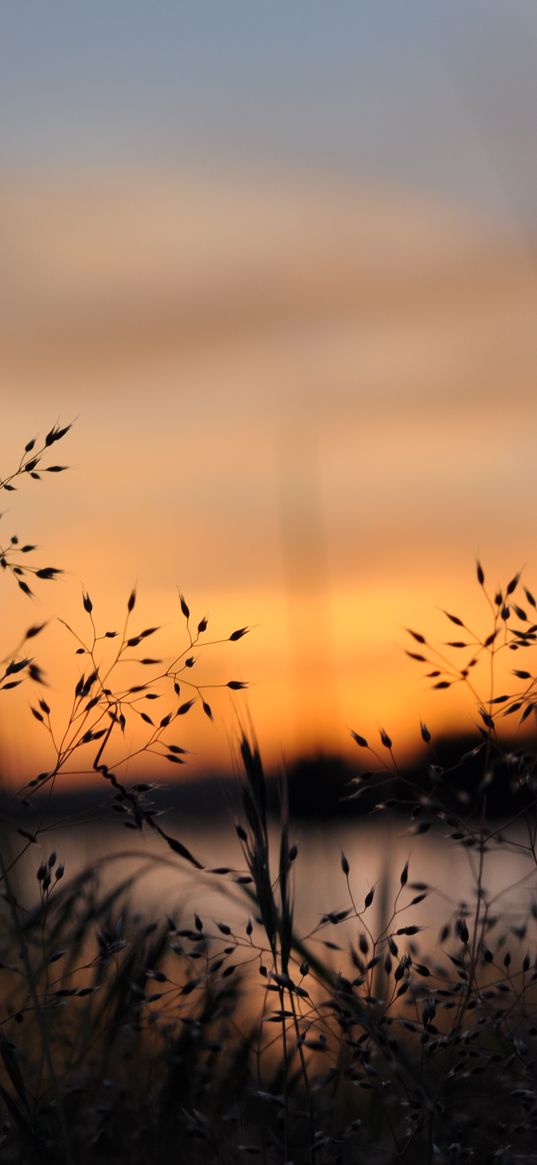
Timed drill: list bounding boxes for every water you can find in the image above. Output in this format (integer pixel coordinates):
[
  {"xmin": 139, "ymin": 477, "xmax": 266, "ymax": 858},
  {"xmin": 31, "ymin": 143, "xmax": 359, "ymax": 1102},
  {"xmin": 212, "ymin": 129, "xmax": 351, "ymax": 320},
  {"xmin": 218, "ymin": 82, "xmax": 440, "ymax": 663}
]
[{"xmin": 22, "ymin": 812, "xmax": 537, "ymax": 958}]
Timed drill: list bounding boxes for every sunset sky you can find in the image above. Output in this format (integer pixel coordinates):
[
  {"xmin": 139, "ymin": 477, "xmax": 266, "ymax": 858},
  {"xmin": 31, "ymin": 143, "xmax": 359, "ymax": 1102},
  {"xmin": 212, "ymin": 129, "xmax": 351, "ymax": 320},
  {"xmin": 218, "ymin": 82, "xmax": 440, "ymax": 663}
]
[{"xmin": 2, "ymin": 3, "xmax": 537, "ymax": 786}]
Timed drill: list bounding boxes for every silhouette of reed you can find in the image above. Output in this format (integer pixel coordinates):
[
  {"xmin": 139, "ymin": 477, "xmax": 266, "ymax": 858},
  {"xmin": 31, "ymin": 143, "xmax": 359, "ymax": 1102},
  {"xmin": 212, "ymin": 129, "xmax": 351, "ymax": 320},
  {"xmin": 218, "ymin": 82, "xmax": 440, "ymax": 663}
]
[{"xmin": 2, "ymin": 427, "xmax": 537, "ymax": 1164}]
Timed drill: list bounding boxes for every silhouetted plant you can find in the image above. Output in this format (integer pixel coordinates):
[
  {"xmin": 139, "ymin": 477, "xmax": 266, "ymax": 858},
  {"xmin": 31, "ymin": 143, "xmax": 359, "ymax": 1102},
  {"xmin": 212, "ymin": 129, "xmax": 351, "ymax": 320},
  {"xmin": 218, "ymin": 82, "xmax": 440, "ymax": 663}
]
[
  {"xmin": 0, "ymin": 424, "xmax": 71, "ymax": 694},
  {"xmin": 2, "ymin": 430, "xmax": 537, "ymax": 1165}
]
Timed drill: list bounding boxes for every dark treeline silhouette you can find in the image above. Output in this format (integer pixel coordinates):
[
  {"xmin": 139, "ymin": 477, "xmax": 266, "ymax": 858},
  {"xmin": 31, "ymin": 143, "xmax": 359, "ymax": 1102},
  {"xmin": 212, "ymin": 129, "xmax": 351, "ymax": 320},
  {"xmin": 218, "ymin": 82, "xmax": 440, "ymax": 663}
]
[
  {"xmin": 286, "ymin": 731, "xmax": 537, "ymax": 819},
  {"xmin": 8, "ymin": 728, "xmax": 536, "ymax": 827}
]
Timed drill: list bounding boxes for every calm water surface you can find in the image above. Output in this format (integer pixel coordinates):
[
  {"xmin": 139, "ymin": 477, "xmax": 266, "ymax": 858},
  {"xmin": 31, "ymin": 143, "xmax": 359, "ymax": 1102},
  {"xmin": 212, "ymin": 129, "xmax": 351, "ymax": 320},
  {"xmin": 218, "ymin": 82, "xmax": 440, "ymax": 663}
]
[{"xmin": 27, "ymin": 813, "xmax": 537, "ymax": 959}]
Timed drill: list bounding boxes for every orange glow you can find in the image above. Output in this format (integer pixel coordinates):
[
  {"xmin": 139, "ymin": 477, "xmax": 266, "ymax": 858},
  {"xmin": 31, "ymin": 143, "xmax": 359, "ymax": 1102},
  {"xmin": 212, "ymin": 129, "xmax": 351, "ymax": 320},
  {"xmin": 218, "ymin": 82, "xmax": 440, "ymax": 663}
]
[{"xmin": 2, "ymin": 173, "xmax": 537, "ymax": 789}]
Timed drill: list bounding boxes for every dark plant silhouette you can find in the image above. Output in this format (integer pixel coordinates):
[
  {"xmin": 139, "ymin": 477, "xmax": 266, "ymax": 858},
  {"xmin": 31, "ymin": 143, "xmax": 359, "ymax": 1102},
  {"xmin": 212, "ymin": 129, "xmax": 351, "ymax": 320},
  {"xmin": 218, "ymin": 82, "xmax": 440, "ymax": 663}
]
[{"xmin": 2, "ymin": 428, "xmax": 537, "ymax": 1165}]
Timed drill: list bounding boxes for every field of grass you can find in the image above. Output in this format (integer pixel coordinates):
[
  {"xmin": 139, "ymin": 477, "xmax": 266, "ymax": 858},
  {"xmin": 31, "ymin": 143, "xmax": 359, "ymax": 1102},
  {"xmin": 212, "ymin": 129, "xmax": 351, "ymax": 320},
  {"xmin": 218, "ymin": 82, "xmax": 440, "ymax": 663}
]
[{"xmin": 2, "ymin": 426, "xmax": 537, "ymax": 1165}]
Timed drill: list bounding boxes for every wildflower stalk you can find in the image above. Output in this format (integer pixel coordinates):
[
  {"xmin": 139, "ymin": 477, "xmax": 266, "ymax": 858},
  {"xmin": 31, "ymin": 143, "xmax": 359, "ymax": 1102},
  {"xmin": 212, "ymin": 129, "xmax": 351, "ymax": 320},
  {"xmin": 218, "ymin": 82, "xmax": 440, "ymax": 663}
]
[{"xmin": 0, "ymin": 849, "xmax": 73, "ymax": 1165}]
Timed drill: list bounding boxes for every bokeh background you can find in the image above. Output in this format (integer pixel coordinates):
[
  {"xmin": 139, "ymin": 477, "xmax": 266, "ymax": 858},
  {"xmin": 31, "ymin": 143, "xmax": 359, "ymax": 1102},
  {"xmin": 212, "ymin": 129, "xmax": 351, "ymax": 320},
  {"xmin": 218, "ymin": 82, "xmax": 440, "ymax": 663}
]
[{"xmin": 2, "ymin": 1, "xmax": 537, "ymax": 785}]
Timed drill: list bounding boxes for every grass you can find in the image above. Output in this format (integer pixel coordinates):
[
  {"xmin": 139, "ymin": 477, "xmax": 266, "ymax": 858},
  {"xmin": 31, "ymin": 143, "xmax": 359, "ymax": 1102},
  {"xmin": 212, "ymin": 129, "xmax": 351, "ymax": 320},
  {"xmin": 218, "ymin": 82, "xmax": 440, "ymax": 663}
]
[{"xmin": 2, "ymin": 426, "xmax": 537, "ymax": 1164}]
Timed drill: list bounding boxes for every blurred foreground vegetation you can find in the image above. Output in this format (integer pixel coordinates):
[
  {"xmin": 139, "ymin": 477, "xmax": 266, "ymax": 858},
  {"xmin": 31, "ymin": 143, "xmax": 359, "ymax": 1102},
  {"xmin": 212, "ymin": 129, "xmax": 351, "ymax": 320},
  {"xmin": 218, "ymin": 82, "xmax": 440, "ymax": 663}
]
[{"xmin": 2, "ymin": 427, "xmax": 537, "ymax": 1164}]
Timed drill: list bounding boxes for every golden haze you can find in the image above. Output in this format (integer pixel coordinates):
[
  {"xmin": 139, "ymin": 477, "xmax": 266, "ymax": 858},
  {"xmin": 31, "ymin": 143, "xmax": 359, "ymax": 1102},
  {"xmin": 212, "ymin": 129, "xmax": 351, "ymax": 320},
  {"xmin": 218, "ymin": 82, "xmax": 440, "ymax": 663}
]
[{"xmin": 2, "ymin": 171, "xmax": 537, "ymax": 786}]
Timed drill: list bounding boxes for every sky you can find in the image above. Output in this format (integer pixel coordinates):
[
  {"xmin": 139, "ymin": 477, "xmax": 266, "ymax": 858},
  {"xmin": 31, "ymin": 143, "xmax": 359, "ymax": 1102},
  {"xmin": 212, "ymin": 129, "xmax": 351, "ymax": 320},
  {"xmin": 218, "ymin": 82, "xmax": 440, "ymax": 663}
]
[
  {"xmin": 2, "ymin": 1, "xmax": 537, "ymax": 230},
  {"xmin": 2, "ymin": 4, "xmax": 537, "ymax": 788}
]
